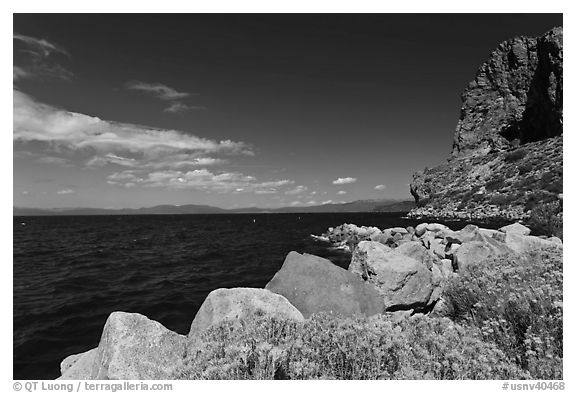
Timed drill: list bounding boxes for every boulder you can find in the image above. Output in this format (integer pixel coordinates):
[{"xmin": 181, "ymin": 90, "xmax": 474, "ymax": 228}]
[
  {"xmin": 429, "ymin": 238, "xmax": 446, "ymax": 259},
  {"xmin": 420, "ymin": 231, "xmax": 436, "ymax": 249},
  {"xmin": 426, "ymin": 223, "xmax": 449, "ymax": 232},
  {"xmin": 189, "ymin": 288, "xmax": 304, "ymax": 334},
  {"xmin": 61, "ymin": 312, "xmax": 187, "ymax": 380},
  {"xmin": 439, "ymin": 258, "xmax": 454, "ymax": 278},
  {"xmin": 453, "ymin": 238, "xmax": 512, "ymax": 272},
  {"xmin": 549, "ymin": 236, "xmax": 563, "ymax": 245},
  {"xmin": 349, "ymin": 241, "xmax": 435, "ymax": 310},
  {"xmin": 503, "ymin": 233, "xmax": 563, "ymax": 254},
  {"xmin": 415, "ymin": 223, "xmax": 428, "ymax": 237},
  {"xmin": 499, "ymin": 222, "xmax": 531, "ymax": 236},
  {"xmin": 391, "ymin": 227, "xmax": 408, "ymax": 235},
  {"xmin": 265, "ymin": 251, "xmax": 384, "ymax": 318},
  {"xmin": 59, "ymin": 348, "xmax": 98, "ymax": 380},
  {"xmin": 395, "ymin": 241, "xmax": 437, "ymax": 269},
  {"xmin": 447, "ymin": 224, "xmax": 480, "ymax": 244}
]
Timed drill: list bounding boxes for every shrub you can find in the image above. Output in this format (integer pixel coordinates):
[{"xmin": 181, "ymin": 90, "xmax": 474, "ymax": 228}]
[
  {"xmin": 526, "ymin": 200, "xmax": 563, "ymax": 238},
  {"xmin": 504, "ymin": 148, "xmax": 528, "ymax": 163},
  {"xmin": 486, "ymin": 177, "xmax": 506, "ymax": 192},
  {"xmin": 176, "ymin": 312, "xmax": 526, "ymax": 380},
  {"xmin": 442, "ymin": 249, "xmax": 563, "ymax": 379}
]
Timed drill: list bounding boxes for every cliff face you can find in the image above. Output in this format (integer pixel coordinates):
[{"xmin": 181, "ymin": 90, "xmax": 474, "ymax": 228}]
[
  {"xmin": 452, "ymin": 27, "xmax": 562, "ymax": 158},
  {"xmin": 410, "ymin": 27, "xmax": 563, "ymax": 221}
]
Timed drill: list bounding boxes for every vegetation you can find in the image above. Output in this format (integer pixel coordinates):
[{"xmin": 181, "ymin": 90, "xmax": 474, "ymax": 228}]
[
  {"xmin": 504, "ymin": 148, "xmax": 528, "ymax": 163},
  {"xmin": 176, "ymin": 313, "xmax": 526, "ymax": 380},
  {"xmin": 442, "ymin": 248, "xmax": 563, "ymax": 379},
  {"xmin": 526, "ymin": 201, "xmax": 563, "ymax": 239},
  {"xmin": 176, "ymin": 247, "xmax": 562, "ymax": 380}
]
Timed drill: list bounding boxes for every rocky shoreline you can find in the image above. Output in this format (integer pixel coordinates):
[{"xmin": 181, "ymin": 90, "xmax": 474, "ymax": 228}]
[{"xmin": 58, "ymin": 220, "xmax": 562, "ymax": 380}]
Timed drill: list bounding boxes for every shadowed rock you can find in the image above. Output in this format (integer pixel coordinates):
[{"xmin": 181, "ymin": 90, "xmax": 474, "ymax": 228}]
[{"xmin": 265, "ymin": 251, "xmax": 384, "ymax": 318}]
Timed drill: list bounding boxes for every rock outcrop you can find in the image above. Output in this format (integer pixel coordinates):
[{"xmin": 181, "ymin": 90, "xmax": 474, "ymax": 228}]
[
  {"xmin": 409, "ymin": 27, "xmax": 562, "ymax": 222},
  {"xmin": 452, "ymin": 27, "xmax": 562, "ymax": 158},
  {"xmin": 60, "ymin": 312, "xmax": 187, "ymax": 380},
  {"xmin": 265, "ymin": 251, "xmax": 384, "ymax": 318},
  {"xmin": 349, "ymin": 241, "xmax": 435, "ymax": 310},
  {"xmin": 189, "ymin": 288, "xmax": 304, "ymax": 334}
]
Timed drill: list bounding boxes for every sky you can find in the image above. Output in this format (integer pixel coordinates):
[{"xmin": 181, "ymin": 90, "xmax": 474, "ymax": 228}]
[{"xmin": 13, "ymin": 14, "xmax": 562, "ymax": 209}]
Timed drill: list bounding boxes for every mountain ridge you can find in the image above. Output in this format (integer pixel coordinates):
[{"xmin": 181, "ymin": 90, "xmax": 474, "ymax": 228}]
[{"xmin": 14, "ymin": 199, "xmax": 415, "ymax": 216}]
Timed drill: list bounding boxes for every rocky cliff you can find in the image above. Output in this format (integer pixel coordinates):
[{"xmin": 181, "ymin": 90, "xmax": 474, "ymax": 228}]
[{"xmin": 410, "ymin": 27, "xmax": 563, "ymax": 221}]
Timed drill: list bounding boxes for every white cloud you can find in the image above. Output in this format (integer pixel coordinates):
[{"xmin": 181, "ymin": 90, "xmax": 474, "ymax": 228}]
[
  {"xmin": 374, "ymin": 184, "xmax": 386, "ymax": 190},
  {"xmin": 290, "ymin": 201, "xmax": 302, "ymax": 206},
  {"xmin": 321, "ymin": 200, "xmax": 334, "ymax": 205},
  {"xmin": 13, "ymin": 34, "xmax": 72, "ymax": 81},
  {"xmin": 307, "ymin": 200, "xmax": 317, "ymax": 205},
  {"xmin": 57, "ymin": 189, "xmax": 74, "ymax": 195},
  {"xmin": 164, "ymin": 102, "xmax": 207, "ymax": 113},
  {"xmin": 13, "ymin": 90, "xmax": 252, "ymax": 170},
  {"xmin": 36, "ymin": 156, "xmax": 71, "ymax": 166},
  {"xmin": 336, "ymin": 190, "xmax": 347, "ymax": 195},
  {"xmin": 125, "ymin": 81, "xmax": 192, "ymax": 101},
  {"xmin": 13, "ymin": 66, "xmax": 30, "ymax": 81},
  {"xmin": 332, "ymin": 177, "xmax": 357, "ymax": 185},
  {"xmin": 14, "ymin": 34, "xmax": 69, "ymax": 57},
  {"xmin": 285, "ymin": 185, "xmax": 308, "ymax": 195},
  {"xmin": 107, "ymin": 168, "xmax": 294, "ymax": 194}
]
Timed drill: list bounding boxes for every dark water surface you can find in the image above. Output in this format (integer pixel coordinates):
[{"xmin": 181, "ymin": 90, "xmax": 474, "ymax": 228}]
[{"xmin": 14, "ymin": 213, "xmax": 491, "ymax": 379}]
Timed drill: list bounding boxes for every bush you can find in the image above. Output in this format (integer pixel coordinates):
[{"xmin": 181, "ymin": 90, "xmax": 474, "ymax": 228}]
[
  {"xmin": 504, "ymin": 148, "xmax": 528, "ymax": 163},
  {"xmin": 526, "ymin": 201, "xmax": 563, "ymax": 238},
  {"xmin": 442, "ymin": 249, "xmax": 563, "ymax": 379},
  {"xmin": 176, "ymin": 312, "xmax": 526, "ymax": 380}
]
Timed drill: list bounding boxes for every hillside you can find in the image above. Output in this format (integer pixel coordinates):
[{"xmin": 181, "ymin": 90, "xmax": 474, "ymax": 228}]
[{"xmin": 410, "ymin": 27, "xmax": 562, "ymax": 221}]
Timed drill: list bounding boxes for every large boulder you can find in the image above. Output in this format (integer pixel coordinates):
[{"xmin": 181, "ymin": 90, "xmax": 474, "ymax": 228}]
[
  {"xmin": 453, "ymin": 237, "xmax": 513, "ymax": 272},
  {"xmin": 499, "ymin": 222, "xmax": 531, "ymax": 236},
  {"xmin": 265, "ymin": 251, "xmax": 384, "ymax": 318},
  {"xmin": 60, "ymin": 312, "xmax": 187, "ymax": 380},
  {"xmin": 349, "ymin": 241, "xmax": 435, "ymax": 310},
  {"xmin": 503, "ymin": 233, "xmax": 563, "ymax": 254},
  {"xmin": 189, "ymin": 288, "xmax": 304, "ymax": 334},
  {"xmin": 395, "ymin": 241, "xmax": 438, "ymax": 269}
]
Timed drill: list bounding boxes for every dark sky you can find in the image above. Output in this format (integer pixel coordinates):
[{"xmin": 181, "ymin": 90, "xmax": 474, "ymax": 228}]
[{"xmin": 13, "ymin": 14, "xmax": 562, "ymax": 209}]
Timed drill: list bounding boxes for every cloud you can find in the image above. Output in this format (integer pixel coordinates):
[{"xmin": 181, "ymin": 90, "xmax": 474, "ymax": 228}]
[
  {"xmin": 14, "ymin": 34, "xmax": 69, "ymax": 57},
  {"xmin": 307, "ymin": 200, "xmax": 317, "ymax": 205},
  {"xmin": 107, "ymin": 168, "xmax": 294, "ymax": 194},
  {"xmin": 13, "ymin": 34, "xmax": 72, "ymax": 81},
  {"xmin": 285, "ymin": 185, "xmax": 308, "ymax": 195},
  {"xmin": 125, "ymin": 81, "xmax": 193, "ymax": 101},
  {"xmin": 290, "ymin": 201, "xmax": 302, "ymax": 206},
  {"xmin": 164, "ymin": 102, "xmax": 207, "ymax": 113},
  {"xmin": 56, "ymin": 188, "xmax": 74, "ymax": 195},
  {"xmin": 13, "ymin": 66, "xmax": 31, "ymax": 81},
  {"xmin": 13, "ymin": 90, "xmax": 252, "ymax": 170},
  {"xmin": 321, "ymin": 200, "xmax": 334, "ymax": 205},
  {"xmin": 336, "ymin": 190, "xmax": 347, "ymax": 195},
  {"xmin": 374, "ymin": 184, "xmax": 387, "ymax": 190},
  {"xmin": 332, "ymin": 177, "xmax": 357, "ymax": 185},
  {"xmin": 36, "ymin": 156, "xmax": 71, "ymax": 166}
]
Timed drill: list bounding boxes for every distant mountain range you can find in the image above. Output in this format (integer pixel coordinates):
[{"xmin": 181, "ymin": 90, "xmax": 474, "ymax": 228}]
[{"xmin": 13, "ymin": 199, "xmax": 415, "ymax": 216}]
